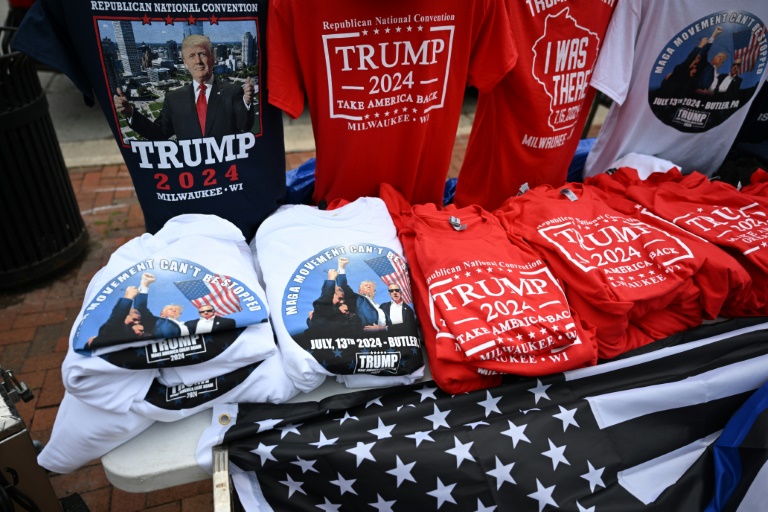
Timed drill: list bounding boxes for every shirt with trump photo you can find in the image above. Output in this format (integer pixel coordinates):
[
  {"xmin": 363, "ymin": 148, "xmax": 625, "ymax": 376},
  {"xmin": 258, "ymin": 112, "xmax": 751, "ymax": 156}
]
[
  {"xmin": 282, "ymin": 244, "xmax": 423, "ymax": 377},
  {"xmin": 13, "ymin": 0, "xmax": 286, "ymax": 241},
  {"xmin": 72, "ymin": 256, "xmax": 268, "ymax": 369},
  {"xmin": 648, "ymin": 10, "xmax": 767, "ymax": 132}
]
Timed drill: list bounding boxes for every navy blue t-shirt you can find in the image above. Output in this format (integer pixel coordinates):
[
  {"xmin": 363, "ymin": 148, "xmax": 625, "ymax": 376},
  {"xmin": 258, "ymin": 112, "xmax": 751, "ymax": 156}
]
[{"xmin": 14, "ymin": 0, "xmax": 286, "ymax": 242}]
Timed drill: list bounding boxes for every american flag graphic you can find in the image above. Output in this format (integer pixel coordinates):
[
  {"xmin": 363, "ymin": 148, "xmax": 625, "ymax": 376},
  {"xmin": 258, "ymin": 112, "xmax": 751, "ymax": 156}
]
[
  {"xmin": 221, "ymin": 318, "xmax": 768, "ymax": 511},
  {"xmin": 174, "ymin": 275, "xmax": 242, "ymax": 316},
  {"xmin": 365, "ymin": 254, "xmax": 413, "ymax": 304},
  {"xmin": 733, "ymin": 28, "xmax": 763, "ymax": 72}
]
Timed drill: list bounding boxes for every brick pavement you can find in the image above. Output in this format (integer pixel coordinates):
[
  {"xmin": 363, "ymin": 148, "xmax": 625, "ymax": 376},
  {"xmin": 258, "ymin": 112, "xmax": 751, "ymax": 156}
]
[{"xmin": 0, "ymin": 136, "xmax": 469, "ymax": 511}]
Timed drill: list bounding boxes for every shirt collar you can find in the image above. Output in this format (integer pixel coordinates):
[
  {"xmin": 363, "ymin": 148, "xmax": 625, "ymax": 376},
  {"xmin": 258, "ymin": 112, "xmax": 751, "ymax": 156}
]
[{"xmin": 195, "ymin": 77, "xmax": 214, "ymax": 92}]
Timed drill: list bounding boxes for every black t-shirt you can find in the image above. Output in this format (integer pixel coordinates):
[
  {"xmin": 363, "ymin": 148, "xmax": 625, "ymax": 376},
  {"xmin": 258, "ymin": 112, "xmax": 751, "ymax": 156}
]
[{"xmin": 14, "ymin": 0, "xmax": 286, "ymax": 242}]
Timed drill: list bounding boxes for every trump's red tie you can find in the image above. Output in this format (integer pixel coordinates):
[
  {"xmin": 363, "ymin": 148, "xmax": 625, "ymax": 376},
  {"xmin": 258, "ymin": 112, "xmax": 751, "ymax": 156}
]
[{"xmin": 196, "ymin": 83, "xmax": 207, "ymax": 134}]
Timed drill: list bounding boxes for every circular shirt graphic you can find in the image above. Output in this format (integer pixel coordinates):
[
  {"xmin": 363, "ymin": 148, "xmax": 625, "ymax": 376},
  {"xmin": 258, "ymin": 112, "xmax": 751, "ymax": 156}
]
[
  {"xmin": 281, "ymin": 244, "xmax": 423, "ymax": 376},
  {"xmin": 648, "ymin": 11, "xmax": 767, "ymax": 133}
]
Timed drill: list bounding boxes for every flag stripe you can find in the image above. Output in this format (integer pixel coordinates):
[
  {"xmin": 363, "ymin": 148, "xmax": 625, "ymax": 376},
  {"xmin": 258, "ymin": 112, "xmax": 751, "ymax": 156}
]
[
  {"xmin": 587, "ymin": 354, "xmax": 768, "ymax": 428},
  {"xmin": 618, "ymin": 431, "xmax": 720, "ymax": 505}
]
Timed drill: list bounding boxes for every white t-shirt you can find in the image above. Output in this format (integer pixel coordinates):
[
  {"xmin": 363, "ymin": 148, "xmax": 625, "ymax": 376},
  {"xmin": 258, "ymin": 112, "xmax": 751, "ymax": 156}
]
[
  {"xmin": 584, "ymin": 0, "xmax": 768, "ymax": 178},
  {"xmin": 254, "ymin": 198, "xmax": 425, "ymax": 393}
]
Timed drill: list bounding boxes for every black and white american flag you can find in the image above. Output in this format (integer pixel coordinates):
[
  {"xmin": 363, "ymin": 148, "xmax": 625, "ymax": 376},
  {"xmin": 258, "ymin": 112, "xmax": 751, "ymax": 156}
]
[{"xmin": 222, "ymin": 318, "xmax": 768, "ymax": 511}]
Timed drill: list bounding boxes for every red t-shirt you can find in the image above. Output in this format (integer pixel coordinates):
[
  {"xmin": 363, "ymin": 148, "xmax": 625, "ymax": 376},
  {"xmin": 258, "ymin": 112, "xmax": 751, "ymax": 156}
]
[
  {"xmin": 495, "ymin": 183, "xmax": 707, "ymax": 359},
  {"xmin": 741, "ymin": 168, "xmax": 768, "ymax": 197},
  {"xmin": 407, "ymin": 203, "xmax": 598, "ymax": 374},
  {"xmin": 453, "ymin": 0, "xmax": 616, "ymax": 211},
  {"xmin": 594, "ymin": 170, "xmax": 768, "ymax": 316},
  {"xmin": 381, "ymin": 191, "xmax": 503, "ymax": 393},
  {"xmin": 268, "ymin": 0, "xmax": 517, "ymax": 206}
]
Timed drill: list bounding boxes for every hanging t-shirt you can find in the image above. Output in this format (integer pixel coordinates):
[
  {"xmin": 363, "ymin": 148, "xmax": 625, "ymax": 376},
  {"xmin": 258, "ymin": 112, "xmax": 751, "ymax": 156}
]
[
  {"xmin": 267, "ymin": 0, "xmax": 516, "ymax": 206},
  {"xmin": 583, "ymin": 0, "xmax": 768, "ymax": 178},
  {"xmin": 13, "ymin": 0, "xmax": 286, "ymax": 241},
  {"xmin": 454, "ymin": 0, "xmax": 617, "ymax": 211},
  {"xmin": 254, "ymin": 198, "xmax": 425, "ymax": 393}
]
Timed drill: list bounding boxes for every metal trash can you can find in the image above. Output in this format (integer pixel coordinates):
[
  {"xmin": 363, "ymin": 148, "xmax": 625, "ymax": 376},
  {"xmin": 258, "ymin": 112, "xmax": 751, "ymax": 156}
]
[{"xmin": 0, "ymin": 27, "xmax": 88, "ymax": 289}]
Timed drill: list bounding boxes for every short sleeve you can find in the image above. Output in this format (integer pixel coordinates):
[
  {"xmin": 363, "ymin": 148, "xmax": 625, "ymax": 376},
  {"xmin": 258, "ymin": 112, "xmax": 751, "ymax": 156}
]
[
  {"xmin": 12, "ymin": 0, "xmax": 94, "ymax": 103},
  {"xmin": 589, "ymin": 0, "xmax": 642, "ymax": 105},
  {"xmin": 266, "ymin": 0, "xmax": 306, "ymax": 119},
  {"xmin": 466, "ymin": 0, "xmax": 518, "ymax": 92}
]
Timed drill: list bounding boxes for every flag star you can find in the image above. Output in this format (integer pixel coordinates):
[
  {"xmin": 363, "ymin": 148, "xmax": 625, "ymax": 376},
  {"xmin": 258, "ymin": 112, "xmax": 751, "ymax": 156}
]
[
  {"xmin": 386, "ymin": 455, "xmax": 417, "ymax": 487},
  {"xmin": 478, "ymin": 390, "xmax": 502, "ymax": 417},
  {"xmin": 385, "ymin": 27, "xmax": 391, "ymax": 33},
  {"xmin": 528, "ymin": 379, "xmax": 551, "ymax": 404},
  {"xmin": 425, "ymin": 404, "xmax": 451, "ymax": 429},
  {"xmin": 542, "ymin": 438, "xmax": 570, "ymax": 470},
  {"xmin": 517, "ymin": 333, "xmax": 523, "ymax": 340},
  {"xmin": 465, "ymin": 271, "xmax": 472, "ymax": 277},
  {"xmin": 279, "ymin": 473, "xmax": 305, "ymax": 498},
  {"xmin": 521, "ymin": 407, "xmax": 541, "ymax": 414},
  {"xmin": 290, "ymin": 456, "xmax": 318, "ymax": 473},
  {"xmin": 580, "ymin": 461, "xmax": 606, "ymax": 493},
  {"xmin": 486, "ymin": 456, "xmax": 516, "ymax": 489},
  {"xmin": 576, "ymin": 501, "xmax": 596, "ymax": 512},
  {"xmin": 374, "ymin": 28, "xmax": 380, "ymax": 34},
  {"xmin": 366, "ymin": 397, "xmax": 384, "ymax": 408},
  {"xmin": 361, "ymin": 29, "xmax": 368, "ymax": 35},
  {"xmin": 474, "ymin": 498, "xmax": 497, "ymax": 512},
  {"xmin": 368, "ymin": 417, "xmax": 396, "ymax": 439},
  {"xmin": 528, "ymin": 479, "xmax": 558, "ymax": 512},
  {"xmin": 407, "ymin": 25, "xmax": 413, "ymax": 32},
  {"xmin": 415, "ymin": 386, "xmax": 438, "ymax": 402},
  {"xmin": 405, "ymin": 430, "xmax": 435, "ymax": 447},
  {"xmin": 347, "ymin": 441, "xmax": 377, "ymax": 466},
  {"xmin": 446, "ymin": 436, "xmax": 476, "ymax": 468},
  {"xmin": 253, "ymin": 442, "xmax": 278, "ymax": 465},
  {"xmin": 501, "ymin": 419, "xmax": 531, "ymax": 448},
  {"xmin": 418, "ymin": 25, "xmax": 424, "ymax": 31},
  {"xmin": 337, "ymin": 411, "xmax": 359, "ymax": 425},
  {"xmin": 329, "ymin": 472, "xmax": 357, "ymax": 495},
  {"xmin": 375, "ymin": 112, "xmax": 380, "ymax": 118},
  {"xmin": 427, "ymin": 477, "xmax": 457, "ymax": 509},
  {"xmin": 540, "ymin": 327, "xmax": 547, "ymax": 335},
  {"xmin": 316, "ymin": 497, "xmax": 342, "ymax": 512},
  {"xmin": 465, "ymin": 420, "xmax": 490, "ymax": 429},
  {"xmin": 528, "ymin": 331, "xmax": 537, "ymax": 339},
  {"xmin": 396, "ymin": 26, "xmax": 402, "ymax": 32},
  {"xmin": 370, "ymin": 493, "xmax": 396, "ymax": 512},
  {"xmin": 256, "ymin": 418, "xmax": 283, "ymax": 432},
  {"xmin": 486, "ymin": 266, "xmax": 494, "ymax": 272},
  {"xmin": 553, "ymin": 405, "xmax": 579, "ymax": 431},
  {"xmin": 310, "ymin": 431, "xmax": 339, "ymax": 449}
]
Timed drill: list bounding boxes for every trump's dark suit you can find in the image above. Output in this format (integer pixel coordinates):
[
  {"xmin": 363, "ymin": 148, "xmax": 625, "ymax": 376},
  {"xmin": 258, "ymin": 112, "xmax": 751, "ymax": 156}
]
[
  {"xmin": 134, "ymin": 292, "xmax": 183, "ymax": 339},
  {"xmin": 129, "ymin": 79, "xmax": 255, "ymax": 141}
]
